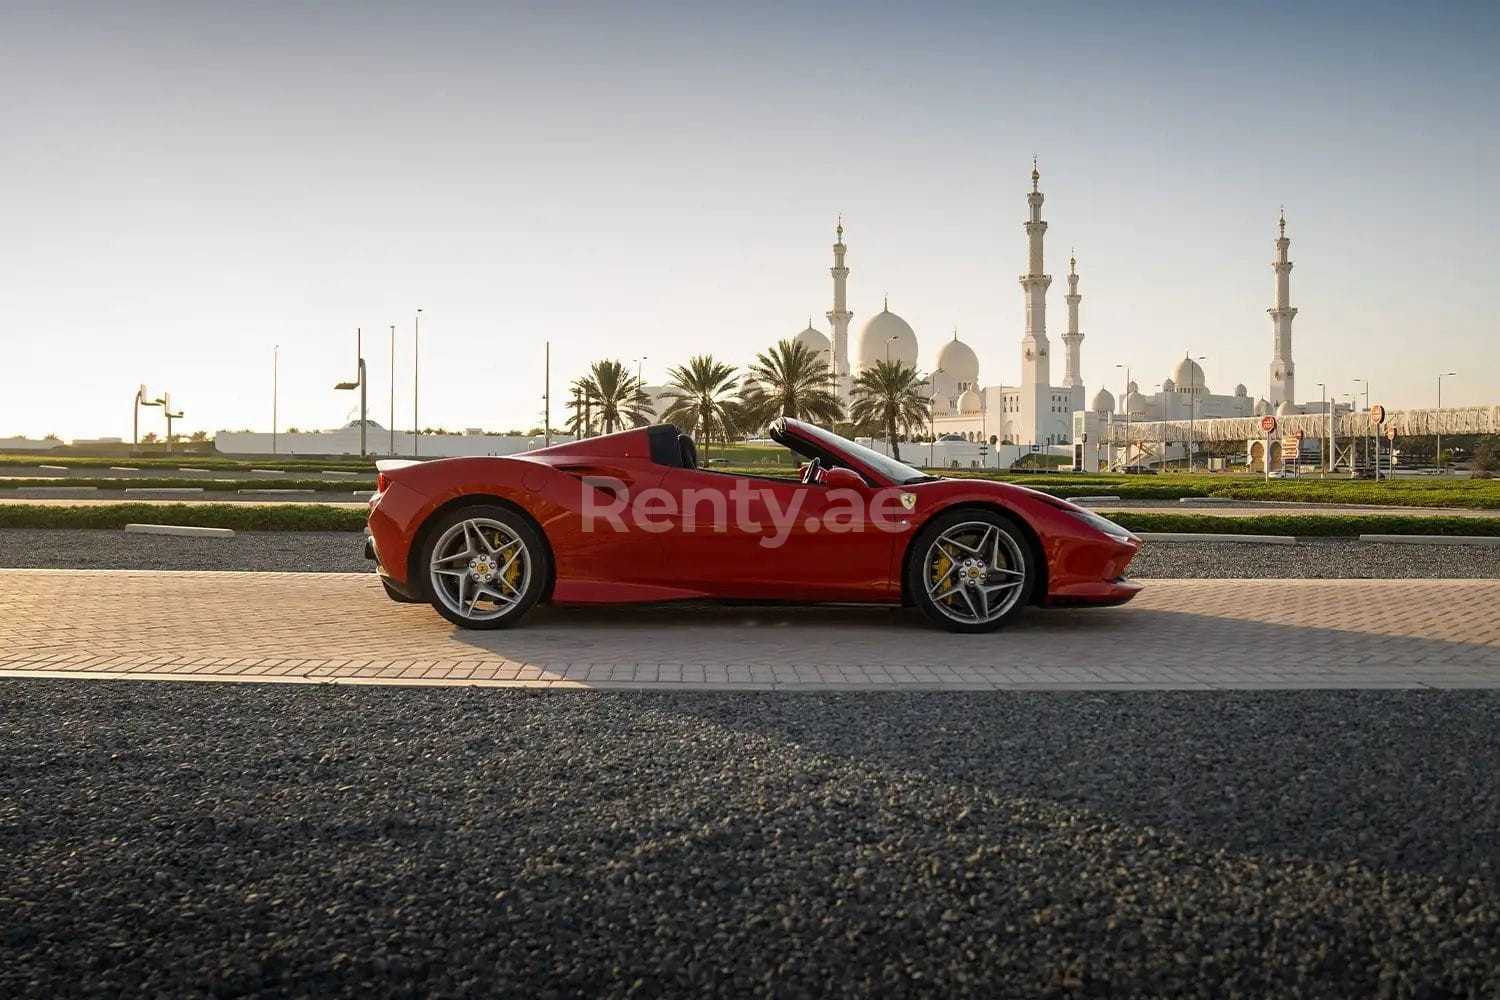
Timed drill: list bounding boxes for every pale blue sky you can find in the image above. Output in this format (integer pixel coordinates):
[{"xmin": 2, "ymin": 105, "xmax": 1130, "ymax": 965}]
[{"xmin": 2, "ymin": 0, "xmax": 1496, "ymax": 439}]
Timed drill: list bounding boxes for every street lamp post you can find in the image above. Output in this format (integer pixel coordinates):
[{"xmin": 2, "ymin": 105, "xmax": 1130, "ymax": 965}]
[
  {"xmin": 1437, "ymin": 372, "xmax": 1456, "ymax": 473},
  {"xmin": 389, "ymin": 325, "xmax": 396, "ymax": 456},
  {"xmin": 1353, "ymin": 378, "xmax": 1368, "ymax": 475},
  {"xmin": 926, "ymin": 368, "xmax": 943, "ymax": 468},
  {"xmin": 885, "ymin": 335, "xmax": 899, "ymax": 364},
  {"xmin": 273, "ymin": 347, "xmax": 279, "ymax": 456},
  {"xmin": 413, "ymin": 309, "xmax": 422, "ymax": 458},
  {"xmin": 1185, "ymin": 354, "xmax": 1205, "ymax": 472},
  {"xmin": 155, "ymin": 393, "xmax": 182, "ymax": 453},
  {"xmin": 1316, "ymin": 382, "xmax": 1326, "ymax": 474},
  {"xmin": 133, "ymin": 385, "xmax": 162, "ymax": 452},
  {"xmin": 1115, "ymin": 364, "xmax": 1130, "ymax": 471},
  {"xmin": 334, "ymin": 328, "xmax": 368, "ymax": 458}
]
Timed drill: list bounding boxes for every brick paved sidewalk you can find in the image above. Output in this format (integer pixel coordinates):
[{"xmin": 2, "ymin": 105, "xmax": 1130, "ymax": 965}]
[{"xmin": 1, "ymin": 570, "xmax": 1496, "ymax": 690}]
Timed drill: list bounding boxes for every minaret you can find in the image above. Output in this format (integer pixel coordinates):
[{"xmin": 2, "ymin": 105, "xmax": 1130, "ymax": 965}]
[
  {"xmin": 1268, "ymin": 208, "xmax": 1297, "ymax": 405},
  {"xmin": 1061, "ymin": 249, "xmax": 1084, "ymax": 410},
  {"xmin": 825, "ymin": 215, "xmax": 852, "ymax": 400},
  {"xmin": 1019, "ymin": 159, "xmax": 1052, "ymax": 390}
]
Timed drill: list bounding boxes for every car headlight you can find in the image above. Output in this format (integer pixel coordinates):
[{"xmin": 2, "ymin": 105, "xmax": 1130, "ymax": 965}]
[{"xmin": 1065, "ymin": 508, "xmax": 1135, "ymax": 541}]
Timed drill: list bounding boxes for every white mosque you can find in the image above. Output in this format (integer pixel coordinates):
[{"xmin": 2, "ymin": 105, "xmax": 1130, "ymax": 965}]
[{"xmin": 782, "ymin": 161, "xmax": 1087, "ymax": 451}]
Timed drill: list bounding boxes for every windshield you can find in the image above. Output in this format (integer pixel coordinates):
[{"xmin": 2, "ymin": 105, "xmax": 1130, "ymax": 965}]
[{"xmin": 785, "ymin": 421, "xmax": 937, "ymax": 485}]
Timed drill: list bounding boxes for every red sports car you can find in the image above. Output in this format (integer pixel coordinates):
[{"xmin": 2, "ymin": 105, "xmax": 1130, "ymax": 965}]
[{"xmin": 364, "ymin": 418, "xmax": 1142, "ymax": 633}]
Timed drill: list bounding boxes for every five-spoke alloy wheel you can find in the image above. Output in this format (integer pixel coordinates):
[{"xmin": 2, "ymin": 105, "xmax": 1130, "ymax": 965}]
[
  {"xmin": 906, "ymin": 510, "xmax": 1034, "ymax": 633},
  {"xmin": 418, "ymin": 505, "xmax": 549, "ymax": 630}
]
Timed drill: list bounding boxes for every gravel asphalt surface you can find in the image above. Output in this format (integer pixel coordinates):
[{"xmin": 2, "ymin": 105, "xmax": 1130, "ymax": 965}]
[
  {"xmin": 2, "ymin": 528, "xmax": 1500, "ymax": 579},
  {"xmin": 3, "ymin": 681, "xmax": 1498, "ymax": 997}
]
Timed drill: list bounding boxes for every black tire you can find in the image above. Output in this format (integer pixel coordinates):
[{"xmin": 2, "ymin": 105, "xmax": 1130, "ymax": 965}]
[
  {"xmin": 904, "ymin": 508, "xmax": 1036, "ymax": 633},
  {"xmin": 416, "ymin": 504, "xmax": 550, "ymax": 630},
  {"xmin": 381, "ymin": 579, "xmax": 425, "ymax": 604}
]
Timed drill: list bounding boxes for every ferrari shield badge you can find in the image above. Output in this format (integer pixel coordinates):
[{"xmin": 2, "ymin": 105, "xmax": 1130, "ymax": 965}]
[{"xmin": 900, "ymin": 492, "xmax": 917, "ymax": 511}]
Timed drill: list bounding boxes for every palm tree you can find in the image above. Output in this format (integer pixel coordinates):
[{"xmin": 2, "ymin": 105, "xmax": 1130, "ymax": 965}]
[
  {"xmin": 659, "ymin": 355, "xmax": 742, "ymax": 461},
  {"xmin": 740, "ymin": 338, "xmax": 843, "ymax": 430},
  {"xmin": 849, "ymin": 360, "xmax": 931, "ymax": 463},
  {"xmin": 565, "ymin": 360, "xmax": 652, "ymax": 436}
]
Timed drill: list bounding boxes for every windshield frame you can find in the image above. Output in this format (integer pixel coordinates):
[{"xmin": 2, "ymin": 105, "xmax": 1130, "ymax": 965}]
[{"xmin": 774, "ymin": 419, "xmax": 938, "ymax": 486}]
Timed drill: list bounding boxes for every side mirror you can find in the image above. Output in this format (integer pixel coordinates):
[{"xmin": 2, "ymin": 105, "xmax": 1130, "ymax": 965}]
[{"xmin": 822, "ymin": 467, "xmax": 866, "ymax": 490}]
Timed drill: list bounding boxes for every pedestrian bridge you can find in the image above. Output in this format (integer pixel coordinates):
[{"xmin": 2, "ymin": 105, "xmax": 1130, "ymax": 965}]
[{"xmin": 1103, "ymin": 405, "xmax": 1500, "ymax": 445}]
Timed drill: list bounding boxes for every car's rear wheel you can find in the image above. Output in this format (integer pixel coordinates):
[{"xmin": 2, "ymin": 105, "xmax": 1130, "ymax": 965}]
[
  {"xmin": 419, "ymin": 504, "xmax": 549, "ymax": 630},
  {"xmin": 906, "ymin": 510, "xmax": 1035, "ymax": 633}
]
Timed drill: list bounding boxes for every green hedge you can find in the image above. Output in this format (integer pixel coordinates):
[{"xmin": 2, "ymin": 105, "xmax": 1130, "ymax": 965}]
[
  {"xmin": 2, "ymin": 477, "xmax": 373, "ymax": 492},
  {"xmin": 0, "ymin": 503, "xmax": 368, "ymax": 531},
  {"xmin": 1112, "ymin": 512, "xmax": 1500, "ymax": 537}
]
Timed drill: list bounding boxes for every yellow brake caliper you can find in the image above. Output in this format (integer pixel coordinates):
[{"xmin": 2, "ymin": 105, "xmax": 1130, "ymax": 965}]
[{"xmin": 931, "ymin": 543, "xmax": 956, "ymax": 603}]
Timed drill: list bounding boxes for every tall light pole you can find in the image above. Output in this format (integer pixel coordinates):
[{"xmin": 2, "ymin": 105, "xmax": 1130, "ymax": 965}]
[
  {"xmin": 885, "ymin": 335, "xmax": 899, "ymax": 364},
  {"xmin": 1185, "ymin": 354, "xmax": 1205, "ymax": 472},
  {"xmin": 133, "ymin": 385, "xmax": 162, "ymax": 452},
  {"xmin": 155, "ymin": 393, "xmax": 182, "ymax": 452},
  {"xmin": 273, "ymin": 347, "xmax": 279, "ymax": 456},
  {"xmin": 335, "ymin": 328, "xmax": 368, "ymax": 458},
  {"xmin": 544, "ymin": 342, "xmax": 552, "ymax": 446},
  {"xmin": 634, "ymin": 355, "xmax": 647, "ymax": 385},
  {"xmin": 1353, "ymin": 378, "xmax": 1369, "ymax": 474},
  {"xmin": 1115, "ymin": 364, "xmax": 1130, "ymax": 470},
  {"xmin": 1154, "ymin": 384, "xmax": 1165, "ymax": 470},
  {"xmin": 413, "ymin": 308, "xmax": 422, "ymax": 457},
  {"xmin": 389, "ymin": 325, "xmax": 396, "ymax": 456},
  {"xmin": 1316, "ymin": 382, "xmax": 1326, "ymax": 474},
  {"xmin": 926, "ymin": 368, "xmax": 943, "ymax": 467},
  {"xmin": 1437, "ymin": 371, "xmax": 1456, "ymax": 473}
]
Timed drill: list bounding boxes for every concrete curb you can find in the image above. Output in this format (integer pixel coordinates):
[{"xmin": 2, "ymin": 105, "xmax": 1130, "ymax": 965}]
[
  {"xmin": 237, "ymin": 489, "xmax": 317, "ymax": 495},
  {"xmin": 250, "ymin": 469, "xmax": 286, "ymax": 475},
  {"xmin": 322, "ymin": 470, "xmax": 360, "ymax": 477},
  {"xmin": 1178, "ymin": 497, "xmax": 1236, "ymax": 505},
  {"xmin": 39, "ymin": 464, "xmax": 68, "ymax": 472},
  {"xmin": 124, "ymin": 487, "xmax": 205, "ymax": 495},
  {"xmin": 124, "ymin": 523, "xmax": 236, "ymax": 538},
  {"xmin": 1070, "ymin": 495, "xmax": 1122, "ymax": 503},
  {"xmin": 1359, "ymin": 534, "xmax": 1500, "ymax": 547},
  {"xmin": 108, "ymin": 466, "xmax": 139, "ymax": 472},
  {"xmin": 1136, "ymin": 532, "xmax": 1298, "ymax": 545},
  {"xmin": 13, "ymin": 486, "xmax": 99, "ymax": 495},
  {"xmin": 177, "ymin": 467, "xmax": 211, "ymax": 473}
]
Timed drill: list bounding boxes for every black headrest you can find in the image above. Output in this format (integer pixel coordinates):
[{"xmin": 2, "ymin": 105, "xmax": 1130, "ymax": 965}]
[{"xmin": 677, "ymin": 434, "xmax": 698, "ymax": 470}]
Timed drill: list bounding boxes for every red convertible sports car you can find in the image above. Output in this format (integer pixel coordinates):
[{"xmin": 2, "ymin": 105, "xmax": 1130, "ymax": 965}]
[{"xmin": 365, "ymin": 418, "xmax": 1142, "ymax": 633}]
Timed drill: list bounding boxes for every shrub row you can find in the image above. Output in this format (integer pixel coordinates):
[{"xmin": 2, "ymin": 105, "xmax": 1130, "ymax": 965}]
[
  {"xmin": 2, "ymin": 478, "xmax": 373, "ymax": 492},
  {"xmin": 1111, "ymin": 512, "xmax": 1500, "ymax": 537},
  {"xmin": 0, "ymin": 504, "xmax": 368, "ymax": 532}
]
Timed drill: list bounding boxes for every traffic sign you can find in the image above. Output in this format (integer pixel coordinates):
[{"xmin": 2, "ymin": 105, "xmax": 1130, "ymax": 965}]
[
  {"xmin": 1260, "ymin": 415, "xmax": 1277, "ymax": 433},
  {"xmin": 1371, "ymin": 404, "xmax": 1386, "ymax": 425},
  {"xmin": 1294, "ymin": 429, "xmax": 1305, "ymax": 442},
  {"xmin": 1386, "ymin": 426, "xmax": 1397, "ymax": 442},
  {"xmin": 1280, "ymin": 437, "xmax": 1300, "ymax": 459}
]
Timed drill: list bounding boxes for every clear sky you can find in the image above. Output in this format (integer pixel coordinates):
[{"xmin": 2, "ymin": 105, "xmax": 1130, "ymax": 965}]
[{"xmin": 2, "ymin": 0, "xmax": 1497, "ymax": 440}]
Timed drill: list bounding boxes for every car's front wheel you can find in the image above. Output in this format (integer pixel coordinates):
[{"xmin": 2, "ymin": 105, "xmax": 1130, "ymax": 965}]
[
  {"xmin": 906, "ymin": 509, "xmax": 1036, "ymax": 633},
  {"xmin": 418, "ymin": 504, "xmax": 549, "ymax": 630}
]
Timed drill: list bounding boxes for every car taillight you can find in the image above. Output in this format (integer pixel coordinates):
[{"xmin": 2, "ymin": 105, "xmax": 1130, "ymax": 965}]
[{"xmin": 377, "ymin": 472, "xmax": 390, "ymax": 493}]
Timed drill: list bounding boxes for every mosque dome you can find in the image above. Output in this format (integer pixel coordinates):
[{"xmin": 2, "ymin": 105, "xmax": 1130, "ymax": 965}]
[
  {"xmin": 857, "ymin": 302, "xmax": 919, "ymax": 371},
  {"xmin": 931, "ymin": 394, "xmax": 952, "ymax": 417},
  {"xmin": 1234, "ymin": 383, "xmax": 1248, "ymax": 397},
  {"xmin": 791, "ymin": 324, "xmax": 830, "ymax": 358},
  {"xmin": 1126, "ymin": 380, "xmax": 1139, "ymax": 394},
  {"xmin": 1162, "ymin": 377, "xmax": 1176, "ymax": 393},
  {"xmin": 936, "ymin": 334, "xmax": 980, "ymax": 388},
  {"xmin": 1276, "ymin": 400, "xmax": 1296, "ymax": 416},
  {"xmin": 1172, "ymin": 357, "xmax": 1208, "ymax": 392},
  {"xmin": 1254, "ymin": 398, "xmax": 1273, "ymax": 416},
  {"xmin": 1122, "ymin": 390, "xmax": 1148, "ymax": 416},
  {"xmin": 1090, "ymin": 388, "xmax": 1116, "ymax": 413},
  {"xmin": 957, "ymin": 389, "xmax": 983, "ymax": 414}
]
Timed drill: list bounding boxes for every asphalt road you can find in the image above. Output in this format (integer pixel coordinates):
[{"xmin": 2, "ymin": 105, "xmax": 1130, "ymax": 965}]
[{"xmin": 2, "ymin": 681, "xmax": 1497, "ymax": 997}]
